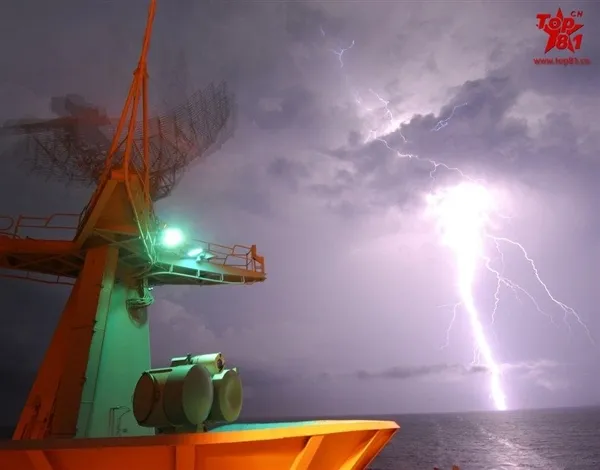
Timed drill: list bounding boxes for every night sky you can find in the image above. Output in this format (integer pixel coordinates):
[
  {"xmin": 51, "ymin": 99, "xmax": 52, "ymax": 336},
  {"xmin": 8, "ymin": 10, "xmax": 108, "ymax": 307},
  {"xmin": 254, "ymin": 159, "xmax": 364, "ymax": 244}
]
[{"xmin": 0, "ymin": 1, "xmax": 599, "ymax": 427}]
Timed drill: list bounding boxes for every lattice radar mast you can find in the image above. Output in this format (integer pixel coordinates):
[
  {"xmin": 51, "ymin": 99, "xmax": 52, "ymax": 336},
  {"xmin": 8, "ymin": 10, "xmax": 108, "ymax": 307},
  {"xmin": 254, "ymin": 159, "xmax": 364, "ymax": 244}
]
[
  {"xmin": 0, "ymin": 0, "xmax": 265, "ymax": 441},
  {"xmin": 4, "ymin": 83, "xmax": 235, "ymax": 202}
]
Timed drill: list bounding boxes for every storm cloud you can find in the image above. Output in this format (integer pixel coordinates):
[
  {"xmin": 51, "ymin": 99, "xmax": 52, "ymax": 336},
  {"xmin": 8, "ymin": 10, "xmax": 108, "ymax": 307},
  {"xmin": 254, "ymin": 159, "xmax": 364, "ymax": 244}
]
[
  {"xmin": 355, "ymin": 364, "xmax": 488, "ymax": 381},
  {"xmin": 0, "ymin": 0, "xmax": 599, "ymax": 423}
]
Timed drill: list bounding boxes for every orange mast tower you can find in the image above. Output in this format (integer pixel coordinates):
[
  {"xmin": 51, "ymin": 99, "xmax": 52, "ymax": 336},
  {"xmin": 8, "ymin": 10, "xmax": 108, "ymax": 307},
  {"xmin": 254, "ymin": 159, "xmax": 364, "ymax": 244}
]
[{"xmin": 0, "ymin": 1, "xmax": 398, "ymax": 468}]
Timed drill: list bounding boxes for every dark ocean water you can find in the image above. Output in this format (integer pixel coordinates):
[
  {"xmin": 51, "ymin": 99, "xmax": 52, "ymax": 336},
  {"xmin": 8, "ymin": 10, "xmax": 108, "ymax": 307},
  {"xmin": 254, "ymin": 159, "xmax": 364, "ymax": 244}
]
[
  {"xmin": 369, "ymin": 407, "xmax": 600, "ymax": 470},
  {"xmin": 2, "ymin": 407, "xmax": 599, "ymax": 469}
]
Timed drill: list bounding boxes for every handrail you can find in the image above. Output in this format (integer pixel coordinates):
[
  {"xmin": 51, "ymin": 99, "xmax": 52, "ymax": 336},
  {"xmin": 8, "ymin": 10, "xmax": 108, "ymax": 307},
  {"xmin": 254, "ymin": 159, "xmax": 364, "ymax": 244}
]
[
  {"xmin": 0, "ymin": 270, "xmax": 75, "ymax": 286},
  {"xmin": 176, "ymin": 239, "xmax": 265, "ymax": 273},
  {"xmin": 0, "ymin": 213, "xmax": 80, "ymax": 239},
  {"xmin": 0, "ymin": 212, "xmax": 265, "ymax": 274}
]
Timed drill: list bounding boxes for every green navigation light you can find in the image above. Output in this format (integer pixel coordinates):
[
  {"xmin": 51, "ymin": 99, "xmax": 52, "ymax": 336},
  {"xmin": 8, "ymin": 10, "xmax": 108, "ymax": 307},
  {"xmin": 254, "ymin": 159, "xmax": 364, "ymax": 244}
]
[{"xmin": 161, "ymin": 227, "xmax": 184, "ymax": 247}]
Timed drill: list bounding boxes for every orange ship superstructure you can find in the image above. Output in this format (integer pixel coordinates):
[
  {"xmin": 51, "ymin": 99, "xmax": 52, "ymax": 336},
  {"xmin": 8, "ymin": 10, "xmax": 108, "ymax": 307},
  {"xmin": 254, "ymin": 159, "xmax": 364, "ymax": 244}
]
[{"xmin": 0, "ymin": 1, "xmax": 399, "ymax": 468}]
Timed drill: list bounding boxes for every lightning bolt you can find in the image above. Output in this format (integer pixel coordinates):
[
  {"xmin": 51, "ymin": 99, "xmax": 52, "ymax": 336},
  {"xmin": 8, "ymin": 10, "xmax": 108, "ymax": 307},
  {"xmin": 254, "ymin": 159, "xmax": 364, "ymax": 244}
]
[
  {"xmin": 330, "ymin": 39, "xmax": 355, "ymax": 68},
  {"xmin": 427, "ymin": 184, "xmax": 506, "ymax": 410},
  {"xmin": 431, "ymin": 103, "xmax": 468, "ymax": 132},
  {"xmin": 320, "ymin": 35, "xmax": 593, "ymax": 412},
  {"xmin": 488, "ymin": 236, "xmax": 591, "ymax": 335}
]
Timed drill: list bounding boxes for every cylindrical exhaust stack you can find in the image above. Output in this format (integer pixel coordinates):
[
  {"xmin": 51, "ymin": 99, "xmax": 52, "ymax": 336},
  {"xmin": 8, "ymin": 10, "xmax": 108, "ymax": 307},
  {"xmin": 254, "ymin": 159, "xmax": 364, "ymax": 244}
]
[
  {"xmin": 132, "ymin": 364, "xmax": 214, "ymax": 430},
  {"xmin": 170, "ymin": 353, "xmax": 224, "ymax": 375},
  {"xmin": 132, "ymin": 352, "xmax": 243, "ymax": 433},
  {"xmin": 132, "ymin": 368, "xmax": 170, "ymax": 428},
  {"xmin": 163, "ymin": 364, "xmax": 214, "ymax": 426},
  {"xmin": 208, "ymin": 368, "xmax": 243, "ymax": 423}
]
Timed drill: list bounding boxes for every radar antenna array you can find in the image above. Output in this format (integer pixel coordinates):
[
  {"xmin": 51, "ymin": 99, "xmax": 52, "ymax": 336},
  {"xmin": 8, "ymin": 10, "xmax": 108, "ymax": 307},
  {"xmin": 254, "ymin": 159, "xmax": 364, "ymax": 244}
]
[{"xmin": 2, "ymin": 82, "xmax": 235, "ymax": 201}]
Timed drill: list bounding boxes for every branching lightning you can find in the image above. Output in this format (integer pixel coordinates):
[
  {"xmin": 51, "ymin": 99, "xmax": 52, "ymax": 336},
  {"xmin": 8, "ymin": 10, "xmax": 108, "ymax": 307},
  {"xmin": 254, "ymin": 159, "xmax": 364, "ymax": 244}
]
[
  {"xmin": 427, "ymin": 184, "xmax": 508, "ymax": 410},
  {"xmin": 330, "ymin": 40, "xmax": 355, "ymax": 68},
  {"xmin": 431, "ymin": 103, "xmax": 468, "ymax": 131},
  {"xmin": 320, "ymin": 33, "xmax": 592, "ymax": 411}
]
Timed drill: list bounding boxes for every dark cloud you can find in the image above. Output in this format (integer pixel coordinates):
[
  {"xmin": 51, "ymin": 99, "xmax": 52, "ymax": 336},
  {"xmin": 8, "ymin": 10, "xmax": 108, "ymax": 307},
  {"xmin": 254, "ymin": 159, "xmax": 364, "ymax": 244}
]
[
  {"xmin": 315, "ymin": 62, "xmax": 599, "ymax": 219},
  {"xmin": 0, "ymin": 280, "xmax": 69, "ymax": 424},
  {"xmin": 355, "ymin": 363, "xmax": 488, "ymax": 381},
  {"xmin": 267, "ymin": 156, "xmax": 311, "ymax": 191},
  {"xmin": 284, "ymin": 2, "xmax": 341, "ymax": 43},
  {"xmin": 251, "ymin": 86, "xmax": 316, "ymax": 130},
  {"xmin": 1, "ymin": 1, "xmax": 599, "ymax": 425}
]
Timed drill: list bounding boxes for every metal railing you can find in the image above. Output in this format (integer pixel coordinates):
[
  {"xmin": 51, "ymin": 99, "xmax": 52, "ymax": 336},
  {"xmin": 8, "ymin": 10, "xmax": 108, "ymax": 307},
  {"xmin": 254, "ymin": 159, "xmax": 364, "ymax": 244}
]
[
  {"xmin": 187, "ymin": 240, "xmax": 265, "ymax": 273},
  {"xmin": 0, "ymin": 214, "xmax": 80, "ymax": 240},
  {"xmin": 0, "ymin": 213, "xmax": 265, "ymax": 274}
]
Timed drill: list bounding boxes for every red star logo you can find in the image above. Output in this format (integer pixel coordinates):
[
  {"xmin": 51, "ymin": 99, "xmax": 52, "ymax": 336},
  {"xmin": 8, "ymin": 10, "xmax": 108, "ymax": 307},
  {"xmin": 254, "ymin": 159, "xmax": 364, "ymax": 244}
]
[{"xmin": 541, "ymin": 8, "xmax": 584, "ymax": 54}]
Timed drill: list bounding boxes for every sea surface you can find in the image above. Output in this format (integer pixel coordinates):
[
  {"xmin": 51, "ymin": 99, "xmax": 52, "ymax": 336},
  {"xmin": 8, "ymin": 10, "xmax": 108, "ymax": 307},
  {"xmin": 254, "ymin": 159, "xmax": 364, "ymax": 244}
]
[
  {"xmin": 369, "ymin": 407, "xmax": 600, "ymax": 470},
  {"xmin": 1, "ymin": 406, "xmax": 599, "ymax": 469}
]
